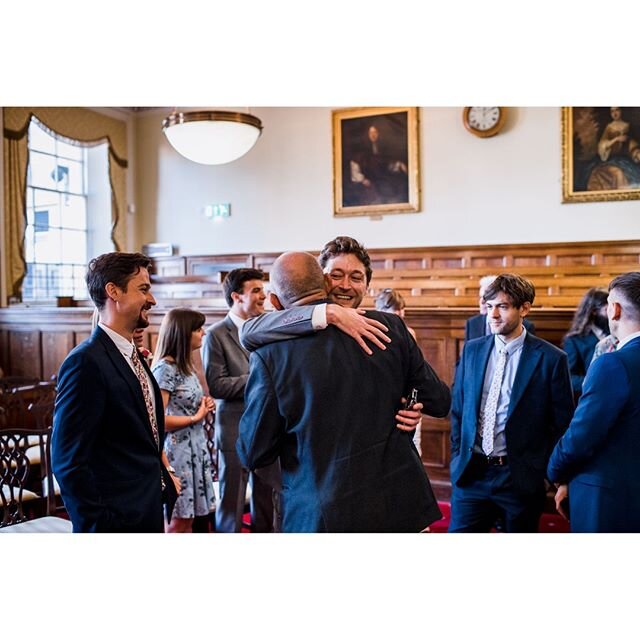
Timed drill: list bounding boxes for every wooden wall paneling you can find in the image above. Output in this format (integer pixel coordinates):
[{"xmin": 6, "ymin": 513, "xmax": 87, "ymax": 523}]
[
  {"xmin": 75, "ymin": 331, "xmax": 91, "ymax": 347},
  {"xmin": 151, "ymin": 257, "xmax": 186, "ymax": 277},
  {"xmin": 41, "ymin": 331, "xmax": 74, "ymax": 380},
  {"xmin": 186, "ymin": 254, "xmax": 251, "ymax": 276},
  {"xmin": 0, "ymin": 329, "xmax": 9, "ymax": 375},
  {"xmin": 9, "ymin": 330, "xmax": 42, "ymax": 378}
]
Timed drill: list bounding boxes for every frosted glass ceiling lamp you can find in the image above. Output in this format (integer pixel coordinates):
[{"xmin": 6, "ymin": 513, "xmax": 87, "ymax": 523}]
[{"xmin": 162, "ymin": 110, "xmax": 263, "ymax": 165}]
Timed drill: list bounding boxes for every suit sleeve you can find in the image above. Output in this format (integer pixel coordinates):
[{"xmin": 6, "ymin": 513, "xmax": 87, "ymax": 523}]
[
  {"xmin": 548, "ymin": 351, "xmax": 575, "ymax": 450},
  {"xmin": 405, "ymin": 324, "xmax": 451, "ymax": 418},
  {"xmin": 547, "ymin": 354, "xmax": 628, "ymax": 483},
  {"xmin": 563, "ymin": 335, "xmax": 586, "ymax": 397},
  {"xmin": 449, "ymin": 344, "xmax": 467, "ymax": 460},
  {"xmin": 236, "ymin": 352, "xmax": 284, "ymax": 470},
  {"xmin": 202, "ymin": 328, "xmax": 248, "ymax": 400},
  {"xmin": 51, "ymin": 350, "xmax": 123, "ymax": 531},
  {"xmin": 239, "ymin": 307, "xmax": 316, "ymax": 352}
]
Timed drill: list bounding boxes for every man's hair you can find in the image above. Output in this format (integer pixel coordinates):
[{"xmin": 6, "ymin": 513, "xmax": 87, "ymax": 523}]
[
  {"xmin": 222, "ymin": 268, "xmax": 264, "ymax": 308},
  {"xmin": 152, "ymin": 307, "xmax": 206, "ymax": 376},
  {"xmin": 565, "ymin": 287, "xmax": 610, "ymax": 338},
  {"xmin": 318, "ymin": 236, "xmax": 373, "ymax": 285},
  {"xmin": 483, "ymin": 273, "xmax": 536, "ymax": 309},
  {"xmin": 479, "ymin": 275, "xmax": 498, "ymax": 289},
  {"xmin": 609, "ymin": 272, "xmax": 640, "ymax": 322},
  {"xmin": 271, "ymin": 252, "xmax": 325, "ymax": 307},
  {"xmin": 86, "ymin": 252, "xmax": 152, "ymax": 310},
  {"xmin": 375, "ymin": 288, "xmax": 405, "ymax": 312}
]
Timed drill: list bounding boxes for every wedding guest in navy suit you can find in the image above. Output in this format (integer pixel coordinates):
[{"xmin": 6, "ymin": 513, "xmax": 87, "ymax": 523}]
[
  {"xmin": 449, "ymin": 274, "xmax": 574, "ymax": 533},
  {"xmin": 465, "ymin": 274, "xmax": 535, "ymax": 342},
  {"xmin": 237, "ymin": 252, "xmax": 450, "ymax": 532},
  {"xmin": 561, "ymin": 288, "xmax": 610, "ymax": 400},
  {"xmin": 52, "ymin": 252, "xmax": 178, "ymax": 532},
  {"xmin": 548, "ymin": 272, "xmax": 640, "ymax": 532}
]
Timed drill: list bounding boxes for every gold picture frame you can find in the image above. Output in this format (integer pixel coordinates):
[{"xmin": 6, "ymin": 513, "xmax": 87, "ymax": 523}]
[
  {"xmin": 562, "ymin": 106, "xmax": 640, "ymax": 203},
  {"xmin": 332, "ymin": 107, "xmax": 420, "ymax": 217}
]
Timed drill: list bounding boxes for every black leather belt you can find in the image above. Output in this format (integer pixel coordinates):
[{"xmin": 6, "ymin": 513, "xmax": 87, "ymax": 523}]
[{"xmin": 473, "ymin": 453, "xmax": 509, "ymax": 466}]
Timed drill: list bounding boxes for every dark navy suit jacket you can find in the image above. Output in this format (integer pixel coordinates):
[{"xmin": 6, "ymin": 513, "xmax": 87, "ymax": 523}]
[
  {"xmin": 450, "ymin": 332, "xmax": 574, "ymax": 496},
  {"xmin": 465, "ymin": 313, "xmax": 535, "ymax": 342},
  {"xmin": 561, "ymin": 332, "xmax": 599, "ymax": 399},
  {"xmin": 547, "ymin": 336, "xmax": 640, "ymax": 532},
  {"xmin": 237, "ymin": 306, "xmax": 451, "ymax": 532},
  {"xmin": 52, "ymin": 327, "xmax": 173, "ymax": 532}
]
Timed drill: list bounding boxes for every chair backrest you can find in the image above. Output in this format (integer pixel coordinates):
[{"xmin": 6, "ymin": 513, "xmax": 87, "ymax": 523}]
[
  {"xmin": 0, "ymin": 382, "xmax": 56, "ymax": 429},
  {"xmin": 0, "ymin": 426, "xmax": 52, "ymax": 527},
  {"xmin": 0, "ymin": 383, "xmax": 57, "ymax": 527},
  {"xmin": 0, "ymin": 376, "xmax": 42, "ymax": 394}
]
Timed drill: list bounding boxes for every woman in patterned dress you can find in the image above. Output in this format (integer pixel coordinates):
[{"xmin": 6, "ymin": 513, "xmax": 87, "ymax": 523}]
[{"xmin": 152, "ymin": 308, "xmax": 216, "ymax": 533}]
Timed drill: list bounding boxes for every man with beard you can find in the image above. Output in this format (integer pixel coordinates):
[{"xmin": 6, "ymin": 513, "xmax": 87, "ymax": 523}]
[
  {"xmin": 237, "ymin": 252, "xmax": 450, "ymax": 532},
  {"xmin": 240, "ymin": 236, "xmax": 424, "ymax": 432},
  {"xmin": 52, "ymin": 252, "xmax": 178, "ymax": 532},
  {"xmin": 449, "ymin": 274, "xmax": 574, "ymax": 532}
]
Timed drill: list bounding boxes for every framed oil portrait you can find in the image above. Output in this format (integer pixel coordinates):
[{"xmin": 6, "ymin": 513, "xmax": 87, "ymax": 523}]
[
  {"xmin": 332, "ymin": 107, "xmax": 420, "ymax": 217},
  {"xmin": 562, "ymin": 106, "xmax": 640, "ymax": 203}
]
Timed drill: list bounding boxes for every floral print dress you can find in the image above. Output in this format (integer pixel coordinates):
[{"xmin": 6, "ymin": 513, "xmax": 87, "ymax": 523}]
[{"xmin": 152, "ymin": 359, "xmax": 216, "ymax": 519}]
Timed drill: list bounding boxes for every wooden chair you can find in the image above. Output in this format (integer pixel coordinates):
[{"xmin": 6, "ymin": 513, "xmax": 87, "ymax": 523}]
[
  {"xmin": 0, "ymin": 426, "xmax": 53, "ymax": 526},
  {"xmin": 0, "ymin": 383, "xmax": 59, "ymax": 528}
]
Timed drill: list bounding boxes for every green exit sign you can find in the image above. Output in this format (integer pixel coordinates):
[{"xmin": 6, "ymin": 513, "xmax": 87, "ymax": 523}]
[{"xmin": 204, "ymin": 203, "xmax": 231, "ymax": 219}]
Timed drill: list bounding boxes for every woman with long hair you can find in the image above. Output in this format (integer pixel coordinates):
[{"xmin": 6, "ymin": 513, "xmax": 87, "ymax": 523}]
[
  {"xmin": 563, "ymin": 288, "xmax": 610, "ymax": 400},
  {"xmin": 152, "ymin": 308, "xmax": 216, "ymax": 533}
]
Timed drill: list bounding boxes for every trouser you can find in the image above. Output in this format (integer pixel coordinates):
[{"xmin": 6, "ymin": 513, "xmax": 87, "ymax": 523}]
[
  {"xmin": 216, "ymin": 447, "xmax": 280, "ymax": 533},
  {"xmin": 449, "ymin": 463, "xmax": 545, "ymax": 533}
]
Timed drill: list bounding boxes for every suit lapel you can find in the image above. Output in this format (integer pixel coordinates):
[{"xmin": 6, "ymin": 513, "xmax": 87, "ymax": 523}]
[
  {"xmin": 506, "ymin": 335, "xmax": 541, "ymax": 420},
  {"xmin": 225, "ymin": 315, "xmax": 249, "ymax": 363},
  {"xmin": 94, "ymin": 328, "xmax": 160, "ymax": 450},
  {"xmin": 471, "ymin": 336, "xmax": 494, "ymax": 418}
]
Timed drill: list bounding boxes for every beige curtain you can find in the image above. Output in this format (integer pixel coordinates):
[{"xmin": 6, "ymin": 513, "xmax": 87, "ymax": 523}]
[{"xmin": 2, "ymin": 107, "xmax": 128, "ymax": 301}]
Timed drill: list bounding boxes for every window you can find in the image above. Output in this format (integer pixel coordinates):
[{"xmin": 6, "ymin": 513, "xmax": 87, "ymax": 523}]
[{"xmin": 23, "ymin": 119, "xmax": 111, "ymax": 300}]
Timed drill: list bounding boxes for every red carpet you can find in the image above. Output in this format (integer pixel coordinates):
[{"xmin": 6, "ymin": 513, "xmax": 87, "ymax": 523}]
[{"xmin": 429, "ymin": 501, "xmax": 570, "ymax": 533}]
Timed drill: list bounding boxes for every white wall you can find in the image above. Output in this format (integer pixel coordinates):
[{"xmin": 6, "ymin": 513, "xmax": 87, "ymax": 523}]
[{"xmin": 134, "ymin": 107, "xmax": 640, "ymax": 255}]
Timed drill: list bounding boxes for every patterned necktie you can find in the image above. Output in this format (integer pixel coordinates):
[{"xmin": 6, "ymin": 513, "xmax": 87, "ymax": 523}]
[
  {"xmin": 131, "ymin": 346, "xmax": 159, "ymax": 449},
  {"xmin": 481, "ymin": 348, "xmax": 507, "ymax": 455}
]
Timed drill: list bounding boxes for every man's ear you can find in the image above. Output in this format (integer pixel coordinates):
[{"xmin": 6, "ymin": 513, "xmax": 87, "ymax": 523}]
[
  {"xmin": 610, "ymin": 301, "xmax": 622, "ymax": 321},
  {"xmin": 323, "ymin": 273, "xmax": 332, "ymax": 294},
  {"xmin": 270, "ymin": 292, "xmax": 284, "ymax": 311},
  {"xmin": 105, "ymin": 282, "xmax": 119, "ymax": 302},
  {"xmin": 520, "ymin": 301, "xmax": 532, "ymax": 317}
]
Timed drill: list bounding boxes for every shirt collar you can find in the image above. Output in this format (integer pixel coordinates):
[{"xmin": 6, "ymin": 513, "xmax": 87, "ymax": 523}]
[
  {"xmin": 98, "ymin": 322, "xmax": 136, "ymax": 359},
  {"xmin": 618, "ymin": 330, "xmax": 640, "ymax": 350},
  {"xmin": 228, "ymin": 311, "xmax": 246, "ymax": 330},
  {"xmin": 494, "ymin": 326, "xmax": 527, "ymax": 355}
]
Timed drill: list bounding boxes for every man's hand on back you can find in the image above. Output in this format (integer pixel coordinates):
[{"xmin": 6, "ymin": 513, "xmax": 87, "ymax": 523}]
[{"xmin": 325, "ymin": 304, "xmax": 391, "ymax": 355}]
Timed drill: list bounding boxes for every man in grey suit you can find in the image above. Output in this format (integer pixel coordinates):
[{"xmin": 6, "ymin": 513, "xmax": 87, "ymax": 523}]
[{"xmin": 201, "ymin": 268, "xmax": 278, "ymax": 532}]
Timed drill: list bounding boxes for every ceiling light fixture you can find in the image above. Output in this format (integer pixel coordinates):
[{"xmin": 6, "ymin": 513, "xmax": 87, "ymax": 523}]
[{"xmin": 162, "ymin": 110, "xmax": 263, "ymax": 165}]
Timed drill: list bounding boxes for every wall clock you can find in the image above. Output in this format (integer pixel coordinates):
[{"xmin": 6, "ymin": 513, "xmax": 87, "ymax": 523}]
[{"xmin": 463, "ymin": 107, "xmax": 507, "ymax": 138}]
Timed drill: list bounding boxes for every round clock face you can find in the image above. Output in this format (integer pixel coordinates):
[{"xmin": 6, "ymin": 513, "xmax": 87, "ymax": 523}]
[
  {"xmin": 463, "ymin": 107, "xmax": 506, "ymax": 137},
  {"xmin": 468, "ymin": 107, "xmax": 500, "ymax": 131}
]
